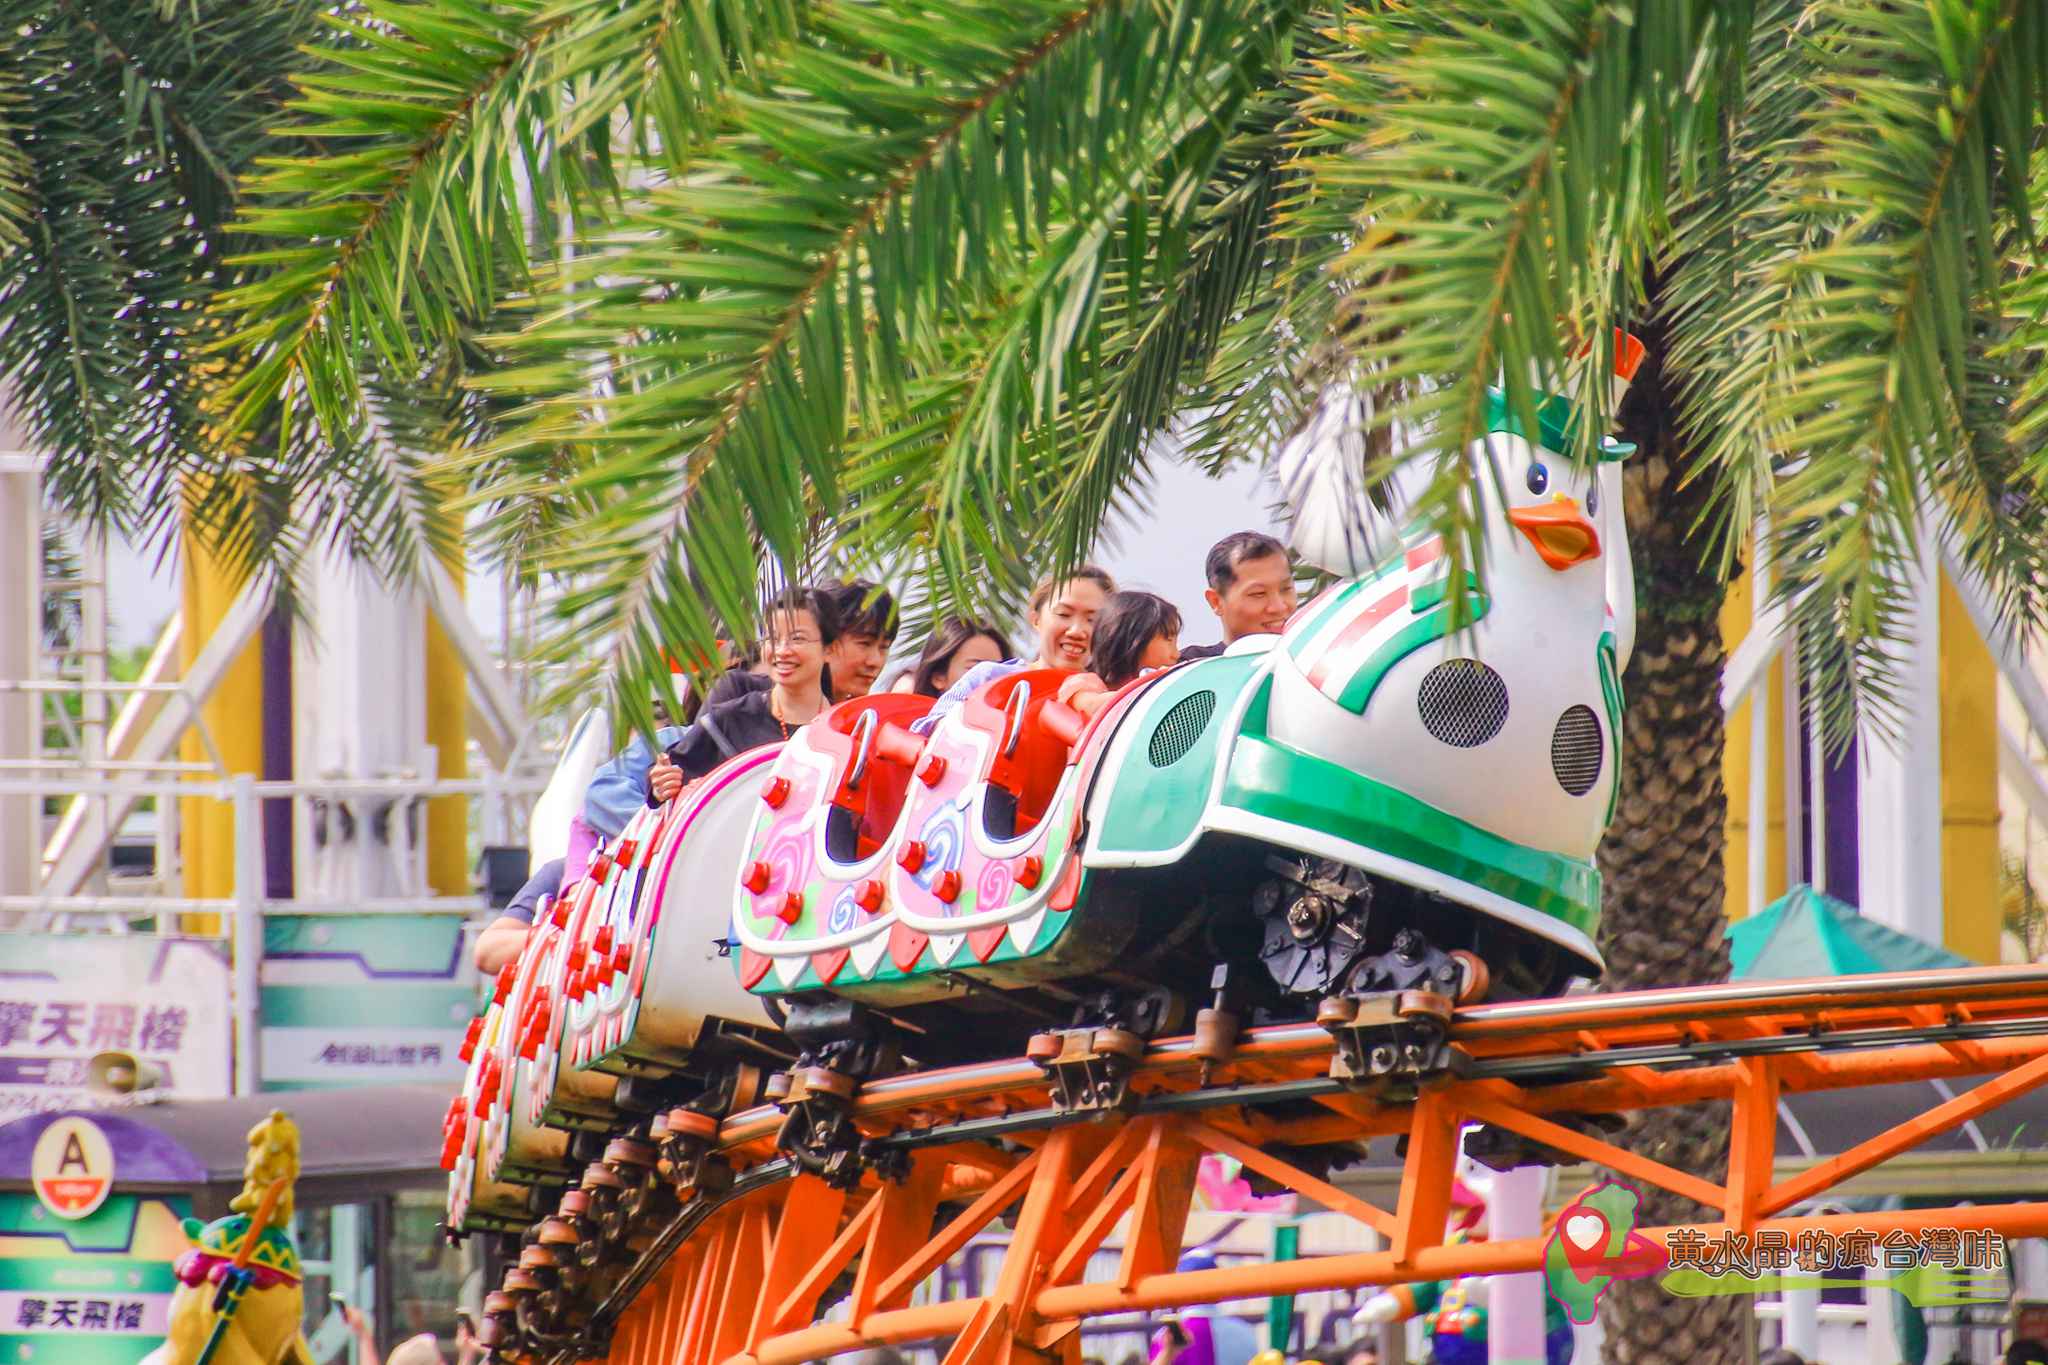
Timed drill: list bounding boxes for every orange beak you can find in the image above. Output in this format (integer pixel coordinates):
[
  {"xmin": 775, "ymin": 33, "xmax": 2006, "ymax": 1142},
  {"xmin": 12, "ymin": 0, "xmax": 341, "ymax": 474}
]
[{"xmin": 1508, "ymin": 498, "xmax": 1601, "ymax": 570}]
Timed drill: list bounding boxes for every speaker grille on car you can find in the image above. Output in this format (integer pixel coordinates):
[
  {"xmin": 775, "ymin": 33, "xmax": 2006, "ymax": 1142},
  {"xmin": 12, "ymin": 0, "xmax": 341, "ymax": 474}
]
[
  {"xmin": 1551, "ymin": 704, "xmax": 1605, "ymax": 795},
  {"xmin": 1417, "ymin": 660, "xmax": 1510, "ymax": 748},
  {"xmin": 1148, "ymin": 691, "xmax": 1217, "ymax": 767}
]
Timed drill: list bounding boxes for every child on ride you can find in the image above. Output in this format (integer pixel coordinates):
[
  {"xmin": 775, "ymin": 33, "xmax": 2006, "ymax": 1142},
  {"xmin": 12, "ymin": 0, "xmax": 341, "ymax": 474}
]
[
  {"xmin": 650, "ymin": 587, "xmax": 835, "ymax": 802},
  {"xmin": 1060, "ymin": 591, "xmax": 1181, "ymax": 719},
  {"xmin": 908, "ymin": 567, "xmax": 1116, "ymax": 735}
]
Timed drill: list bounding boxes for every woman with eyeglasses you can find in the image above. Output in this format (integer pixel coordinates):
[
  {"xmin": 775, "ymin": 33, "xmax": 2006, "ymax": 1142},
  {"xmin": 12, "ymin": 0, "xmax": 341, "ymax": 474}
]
[{"xmin": 650, "ymin": 587, "xmax": 835, "ymax": 802}]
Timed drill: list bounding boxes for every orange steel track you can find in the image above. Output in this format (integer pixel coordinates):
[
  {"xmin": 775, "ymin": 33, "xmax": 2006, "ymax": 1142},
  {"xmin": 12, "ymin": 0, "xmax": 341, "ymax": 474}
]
[{"xmin": 526, "ymin": 965, "xmax": 2048, "ymax": 1365}]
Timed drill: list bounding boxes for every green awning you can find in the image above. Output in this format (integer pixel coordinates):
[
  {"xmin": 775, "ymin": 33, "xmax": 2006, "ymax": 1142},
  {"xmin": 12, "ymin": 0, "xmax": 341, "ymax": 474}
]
[{"xmin": 1728, "ymin": 884, "xmax": 1973, "ymax": 979}]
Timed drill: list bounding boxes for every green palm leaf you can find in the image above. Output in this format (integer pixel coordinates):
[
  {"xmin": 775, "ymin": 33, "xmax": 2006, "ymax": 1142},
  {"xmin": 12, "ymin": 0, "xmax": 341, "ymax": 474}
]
[
  {"xmin": 0, "ymin": 0, "xmax": 324, "ymax": 530},
  {"xmin": 1761, "ymin": 0, "xmax": 2048, "ymax": 738},
  {"xmin": 1287, "ymin": 0, "xmax": 1717, "ymax": 630},
  {"xmin": 0, "ymin": 50, "xmax": 30, "ymax": 248},
  {"xmin": 470, "ymin": 0, "xmax": 1302, "ymax": 729}
]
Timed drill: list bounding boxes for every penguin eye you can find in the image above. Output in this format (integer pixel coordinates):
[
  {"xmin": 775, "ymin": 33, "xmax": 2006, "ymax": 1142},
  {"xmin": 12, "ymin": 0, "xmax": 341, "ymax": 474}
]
[
  {"xmin": 1525, "ymin": 462, "xmax": 1549, "ymax": 495},
  {"xmin": 1586, "ymin": 480, "xmax": 1599, "ymax": 515}
]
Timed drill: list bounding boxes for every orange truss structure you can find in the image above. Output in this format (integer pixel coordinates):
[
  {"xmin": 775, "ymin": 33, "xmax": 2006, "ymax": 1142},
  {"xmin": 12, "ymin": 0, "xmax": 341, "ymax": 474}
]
[{"xmin": 487, "ymin": 965, "xmax": 2048, "ymax": 1365}]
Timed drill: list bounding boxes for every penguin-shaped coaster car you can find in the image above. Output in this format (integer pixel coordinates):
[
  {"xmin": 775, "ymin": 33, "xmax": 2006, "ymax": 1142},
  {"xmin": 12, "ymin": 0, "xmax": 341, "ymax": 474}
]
[
  {"xmin": 454, "ymin": 328, "xmax": 1645, "ymax": 1125},
  {"xmin": 713, "ymin": 331, "xmax": 1645, "ymax": 1014},
  {"xmin": 144, "ymin": 1110, "xmax": 313, "ymax": 1365}
]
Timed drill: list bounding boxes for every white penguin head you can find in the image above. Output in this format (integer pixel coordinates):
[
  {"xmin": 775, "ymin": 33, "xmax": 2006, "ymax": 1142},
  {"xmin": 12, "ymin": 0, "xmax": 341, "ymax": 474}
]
[
  {"xmin": 1480, "ymin": 414, "xmax": 1612, "ymax": 575},
  {"xmin": 1273, "ymin": 331, "xmax": 1645, "ymax": 584}
]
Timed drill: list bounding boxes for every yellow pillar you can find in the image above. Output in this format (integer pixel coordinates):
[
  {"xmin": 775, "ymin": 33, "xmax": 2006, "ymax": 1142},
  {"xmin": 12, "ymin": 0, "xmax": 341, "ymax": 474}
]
[
  {"xmin": 1720, "ymin": 555, "xmax": 1789, "ymax": 921},
  {"xmin": 1939, "ymin": 570, "xmax": 2000, "ymax": 962},
  {"xmin": 177, "ymin": 530, "xmax": 265, "ymax": 930},
  {"xmin": 423, "ymin": 571, "xmax": 469, "ymax": 897}
]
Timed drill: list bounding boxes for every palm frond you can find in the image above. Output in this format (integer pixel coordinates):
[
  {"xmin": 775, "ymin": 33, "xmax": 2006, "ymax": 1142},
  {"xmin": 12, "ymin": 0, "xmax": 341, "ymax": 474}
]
[
  {"xmin": 541, "ymin": 0, "xmax": 807, "ymax": 159},
  {"xmin": 214, "ymin": 0, "xmax": 578, "ymax": 443},
  {"xmin": 1762, "ymin": 0, "xmax": 2048, "ymax": 740},
  {"xmin": 0, "ymin": 0, "xmax": 325, "ymax": 531},
  {"xmin": 1658, "ymin": 0, "xmax": 1818, "ymax": 578},
  {"xmin": 474, "ymin": 0, "xmax": 1301, "ymax": 732},
  {"xmin": 866, "ymin": 3, "xmax": 1311, "ymax": 615},
  {"xmin": 1292, "ymin": 0, "xmax": 1717, "ymax": 631},
  {"xmin": 0, "ymin": 49, "xmax": 31, "ymax": 248}
]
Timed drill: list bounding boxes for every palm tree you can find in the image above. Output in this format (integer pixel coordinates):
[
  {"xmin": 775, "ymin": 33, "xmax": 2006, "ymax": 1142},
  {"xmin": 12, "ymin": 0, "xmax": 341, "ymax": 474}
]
[
  {"xmin": 9, "ymin": 1, "xmax": 2048, "ymax": 1358},
  {"xmin": 1594, "ymin": 307, "xmax": 1751, "ymax": 1362},
  {"xmin": 0, "ymin": 0, "xmax": 337, "ymax": 551}
]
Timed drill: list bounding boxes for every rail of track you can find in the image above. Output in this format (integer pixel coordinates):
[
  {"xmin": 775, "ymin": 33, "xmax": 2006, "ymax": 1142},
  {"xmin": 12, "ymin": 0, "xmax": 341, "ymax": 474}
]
[{"xmin": 522, "ymin": 965, "xmax": 2048, "ymax": 1365}]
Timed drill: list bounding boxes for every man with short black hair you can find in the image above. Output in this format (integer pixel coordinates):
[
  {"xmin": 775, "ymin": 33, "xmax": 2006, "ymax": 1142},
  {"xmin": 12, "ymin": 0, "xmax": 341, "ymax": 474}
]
[
  {"xmin": 700, "ymin": 580, "xmax": 899, "ymax": 707},
  {"xmin": 1179, "ymin": 531, "xmax": 1297, "ymax": 660},
  {"xmin": 815, "ymin": 578, "xmax": 899, "ymax": 698}
]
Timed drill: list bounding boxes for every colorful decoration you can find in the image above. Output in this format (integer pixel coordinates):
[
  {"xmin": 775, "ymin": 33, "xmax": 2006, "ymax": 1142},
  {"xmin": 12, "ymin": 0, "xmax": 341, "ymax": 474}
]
[
  {"xmin": 142, "ymin": 1111, "xmax": 311, "ymax": 1365},
  {"xmin": 1355, "ymin": 1170, "xmax": 1574, "ymax": 1365},
  {"xmin": 444, "ymin": 339, "xmax": 1646, "ymax": 1262}
]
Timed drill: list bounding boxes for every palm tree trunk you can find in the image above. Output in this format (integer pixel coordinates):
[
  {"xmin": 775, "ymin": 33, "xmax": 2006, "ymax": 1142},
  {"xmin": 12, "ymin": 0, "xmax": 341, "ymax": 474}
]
[{"xmin": 1592, "ymin": 311, "xmax": 1752, "ymax": 1364}]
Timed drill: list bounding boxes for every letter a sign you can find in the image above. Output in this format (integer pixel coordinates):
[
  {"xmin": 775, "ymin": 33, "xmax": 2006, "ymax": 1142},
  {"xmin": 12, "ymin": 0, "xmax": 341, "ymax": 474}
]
[{"xmin": 31, "ymin": 1115, "xmax": 115, "ymax": 1220}]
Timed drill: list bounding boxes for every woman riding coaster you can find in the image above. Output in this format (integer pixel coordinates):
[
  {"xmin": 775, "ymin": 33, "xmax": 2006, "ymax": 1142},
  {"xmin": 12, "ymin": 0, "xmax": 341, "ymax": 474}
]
[
  {"xmin": 474, "ymin": 582, "xmax": 899, "ymax": 972},
  {"xmin": 651, "ymin": 585, "xmax": 835, "ymax": 801},
  {"xmin": 910, "ymin": 565, "xmax": 1116, "ymax": 735},
  {"xmin": 895, "ymin": 617, "xmax": 1014, "ymax": 697}
]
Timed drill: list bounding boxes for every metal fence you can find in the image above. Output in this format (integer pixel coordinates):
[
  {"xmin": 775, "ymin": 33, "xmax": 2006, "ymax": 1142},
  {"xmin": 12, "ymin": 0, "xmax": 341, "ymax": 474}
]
[{"xmin": 0, "ymin": 773, "xmax": 545, "ymax": 1093}]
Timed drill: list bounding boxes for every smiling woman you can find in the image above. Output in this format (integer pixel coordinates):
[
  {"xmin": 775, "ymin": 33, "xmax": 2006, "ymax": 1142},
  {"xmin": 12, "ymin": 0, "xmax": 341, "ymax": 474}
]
[
  {"xmin": 651, "ymin": 588, "xmax": 837, "ymax": 797},
  {"xmin": 908, "ymin": 566, "xmax": 1117, "ymax": 736}
]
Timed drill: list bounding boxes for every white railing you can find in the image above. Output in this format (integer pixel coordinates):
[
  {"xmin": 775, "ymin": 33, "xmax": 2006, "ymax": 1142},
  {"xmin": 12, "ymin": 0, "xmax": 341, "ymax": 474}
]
[{"xmin": 0, "ymin": 772, "xmax": 546, "ymax": 1093}]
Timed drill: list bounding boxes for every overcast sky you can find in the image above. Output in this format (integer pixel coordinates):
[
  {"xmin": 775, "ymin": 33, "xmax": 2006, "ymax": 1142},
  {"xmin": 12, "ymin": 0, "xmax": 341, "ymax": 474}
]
[{"xmin": 99, "ymin": 456, "xmax": 1292, "ymax": 655}]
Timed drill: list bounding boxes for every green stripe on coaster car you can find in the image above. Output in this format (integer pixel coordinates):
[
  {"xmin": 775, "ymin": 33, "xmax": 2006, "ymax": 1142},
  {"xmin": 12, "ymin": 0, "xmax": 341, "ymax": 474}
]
[
  {"xmin": 1085, "ymin": 651, "xmax": 1269, "ymax": 859},
  {"xmin": 1332, "ymin": 582, "xmax": 1489, "ymax": 714},
  {"xmin": 1219, "ymin": 725, "xmax": 1600, "ymax": 944},
  {"xmin": 1597, "ymin": 630, "xmax": 1624, "ymax": 826}
]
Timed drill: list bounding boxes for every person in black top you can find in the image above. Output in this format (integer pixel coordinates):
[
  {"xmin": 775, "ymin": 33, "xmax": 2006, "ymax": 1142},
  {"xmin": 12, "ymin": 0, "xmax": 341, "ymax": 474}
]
[
  {"xmin": 815, "ymin": 578, "xmax": 899, "ymax": 698},
  {"xmin": 650, "ymin": 587, "xmax": 835, "ymax": 801},
  {"xmin": 699, "ymin": 579, "xmax": 898, "ymax": 708},
  {"xmin": 1179, "ymin": 531, "xmax": 1298, "ymax": 660},
  {"xmin": 701, "ymin": 661, "xmax": 774, "ymax": 710}
]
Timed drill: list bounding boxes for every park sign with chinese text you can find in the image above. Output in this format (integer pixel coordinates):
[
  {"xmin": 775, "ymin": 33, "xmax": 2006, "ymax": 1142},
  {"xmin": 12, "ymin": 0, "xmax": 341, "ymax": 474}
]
[
  {"xmin": 259, "ymin": 913, "xmax": 481, "ymax": 1088},
  {"xmin": 0, "ymin": 1187, "xmax": 191, "ymax": 1363},
  {"xmin": 0, "ymin": 938, "xmax": 231, "ymax": 1119}
]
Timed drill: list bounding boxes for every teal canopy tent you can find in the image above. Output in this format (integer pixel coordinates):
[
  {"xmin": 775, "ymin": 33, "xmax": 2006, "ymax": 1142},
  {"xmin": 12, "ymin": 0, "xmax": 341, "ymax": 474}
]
[
  {"xmin": 1727, "ymin": 886, "xmax": 1978, "ymax": 1365},
  {"xmin": 1727, "ymin": 884, "xmax": 1972, "ymax": 979}
]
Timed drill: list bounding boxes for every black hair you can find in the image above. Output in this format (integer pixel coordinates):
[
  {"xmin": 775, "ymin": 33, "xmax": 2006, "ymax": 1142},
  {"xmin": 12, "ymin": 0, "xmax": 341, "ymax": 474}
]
[
  {"xmin": 1204, "ymin": 531, "xmax": 1289, "ymax": 593},
  {"xmin": 909, "ymin": 618, "xmax": 1015, "ymax": 698},
  {"xmin": 761, "ymin": 586, "xmax": 837, "ymax": 698},
  {"xmin": 761, "ymin": 586, "xmax": 834, "ymax": 640},
  {"xmin": 815, "ymin": 578, "xmax": 899, "ymax": 642},
  {"xmin": 1028, "ymin": 564, "xmax": 1116, "ymax": 614},
  {"xmin": 1086, "ymin": 591, "xmax": 1181, "ymax": 688}
]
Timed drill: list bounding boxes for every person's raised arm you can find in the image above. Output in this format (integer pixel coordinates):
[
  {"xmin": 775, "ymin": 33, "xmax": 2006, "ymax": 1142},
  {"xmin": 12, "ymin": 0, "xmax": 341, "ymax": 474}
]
[
  {"xmin": 650, "ymin": 751, "xmax": 683, "ymax": 804},
  {"xmin": 472, "ymin": 917, "xmax": 529, "ymax": 975},
  {"xmin": 583, "ymin": 727, "xmax": 683, "ymax": 834}
]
